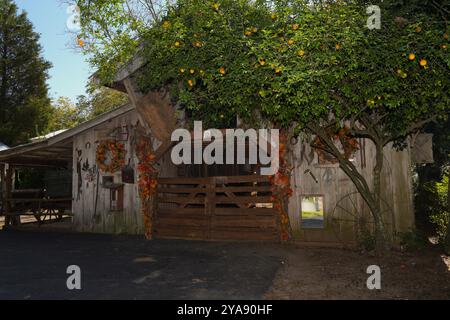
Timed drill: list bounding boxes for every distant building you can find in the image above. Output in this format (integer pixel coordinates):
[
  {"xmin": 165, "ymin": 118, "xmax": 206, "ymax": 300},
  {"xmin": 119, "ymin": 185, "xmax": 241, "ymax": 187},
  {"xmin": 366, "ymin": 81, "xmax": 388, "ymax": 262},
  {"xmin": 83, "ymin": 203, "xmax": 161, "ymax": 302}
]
[{"xmin": 0, "ymin": 142, "xmax": 8, "ymax": 152}]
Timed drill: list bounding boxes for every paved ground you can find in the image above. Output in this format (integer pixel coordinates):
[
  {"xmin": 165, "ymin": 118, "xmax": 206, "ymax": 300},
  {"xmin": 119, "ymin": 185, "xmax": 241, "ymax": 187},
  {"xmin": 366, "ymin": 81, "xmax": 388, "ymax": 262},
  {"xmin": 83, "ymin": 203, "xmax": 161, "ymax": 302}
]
[{"xmin": 0, "ymin": 231, "xmax": 287, "ymax": 300}]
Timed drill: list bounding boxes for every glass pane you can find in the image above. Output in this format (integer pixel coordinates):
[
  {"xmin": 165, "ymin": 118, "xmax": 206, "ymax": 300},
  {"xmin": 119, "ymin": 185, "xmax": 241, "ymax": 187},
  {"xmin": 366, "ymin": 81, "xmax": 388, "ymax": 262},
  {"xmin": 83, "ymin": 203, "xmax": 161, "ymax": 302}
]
[{"xmin": 301, "ymin": 196, "xmax": 324, "ymax": 228}]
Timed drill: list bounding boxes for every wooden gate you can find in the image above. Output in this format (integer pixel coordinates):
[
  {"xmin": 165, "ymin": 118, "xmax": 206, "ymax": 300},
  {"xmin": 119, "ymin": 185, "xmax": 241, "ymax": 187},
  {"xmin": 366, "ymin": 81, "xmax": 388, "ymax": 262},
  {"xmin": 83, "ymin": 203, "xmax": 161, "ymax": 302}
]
[{"xmin": 155, "ymin": 175, "xmax": 279, "ymax": 241}]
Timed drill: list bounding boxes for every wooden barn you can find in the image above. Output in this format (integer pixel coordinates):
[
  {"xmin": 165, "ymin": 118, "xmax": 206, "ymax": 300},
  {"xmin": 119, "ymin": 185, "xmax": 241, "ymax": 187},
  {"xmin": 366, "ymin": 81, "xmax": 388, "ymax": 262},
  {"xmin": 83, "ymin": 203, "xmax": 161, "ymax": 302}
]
[{"xmin": 0, "ymin": 55, "xmax": 431, "ymax": 247}]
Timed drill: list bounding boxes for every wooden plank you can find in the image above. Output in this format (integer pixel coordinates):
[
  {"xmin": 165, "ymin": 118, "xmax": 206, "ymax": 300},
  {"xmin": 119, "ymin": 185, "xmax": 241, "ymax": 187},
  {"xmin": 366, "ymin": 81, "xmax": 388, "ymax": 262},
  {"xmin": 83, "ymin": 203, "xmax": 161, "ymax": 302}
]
[
  {"xmin": 214, "ymin": 207, "xmax": 276, "ymax": 215},
  {"xmin": 6, "ymin": 198, "xmax": 72, "ymax": 203},
  {"xmin": 215, "ymin": 175, "xmax": 271, "ymax": 184},
  {"xmin": 214, "ymin": 196, "xmax": 273, "ymax": 204},
  {"xmin": 157, "ymin": 187, "xmax": 208, "ymax": 194},
  {"xmin": 0, "ymin": 163, "xmax": 5, "ymax": 215},
  {"xmin": 223, "ymin": 191, "xmax": 246, "ymax": 209},
  {"xmin": 135, "ymin": 90, "xmax": 177, "ymax": 142},
  {"xmin": 157, "ymin": 208, "xmax": 205, "ymax": 215},
  {"xmin": 156, "ymin": 218, "xmax": 209, "ymax": 228},
  {"xmin": 158, "ymin": 177, "xmax": 211, "ymax": 185},
  {"xmin": 215, "ymin": 186, "xmax": 273, "ymax": 193},
  {"xmin": 159, "ymin": 195, "xmax": 272, "ymax": 204},
  {"xmin": 212, "ymin": 216, "xmax": 277, "ymax": 228},
  {"xmin": 158, "ymin": 196, "xmax": 206, "ymax": 204}
]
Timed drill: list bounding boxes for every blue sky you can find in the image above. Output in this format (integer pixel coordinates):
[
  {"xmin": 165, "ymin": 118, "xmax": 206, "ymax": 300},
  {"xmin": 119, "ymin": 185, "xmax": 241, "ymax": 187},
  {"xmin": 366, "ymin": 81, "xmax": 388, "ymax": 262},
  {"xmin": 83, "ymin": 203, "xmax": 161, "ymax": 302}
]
[{"xmin": 16, "ymin": 0, "xmax": 91, "ymax": 101}]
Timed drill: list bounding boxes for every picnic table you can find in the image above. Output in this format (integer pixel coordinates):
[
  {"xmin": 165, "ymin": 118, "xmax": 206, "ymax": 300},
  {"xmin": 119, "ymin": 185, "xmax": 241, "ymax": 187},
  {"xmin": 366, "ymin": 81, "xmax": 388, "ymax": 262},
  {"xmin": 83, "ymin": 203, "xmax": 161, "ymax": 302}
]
[{"xmin": 5, "ymin": 197, "xmax": 73, "ymax": 224}]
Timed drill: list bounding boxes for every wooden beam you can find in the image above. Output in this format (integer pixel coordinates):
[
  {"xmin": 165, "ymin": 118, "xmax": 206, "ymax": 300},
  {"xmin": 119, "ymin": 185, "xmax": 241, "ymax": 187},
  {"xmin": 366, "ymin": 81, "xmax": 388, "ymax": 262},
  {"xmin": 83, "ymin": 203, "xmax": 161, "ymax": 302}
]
[
  {"xmin": 135, "ymin": 90, "xmax": 177, "ymax": 142},
  {"xmin": 4, "ymin": 165, "xmax": 20, "ymax": 227},
  {"xmin": 1, "ymin": 163, "xmax": 5, "ymax": 216},
  {"xmin": 5, "ymin": 158, "xmax": 68, "ymax": 168}
]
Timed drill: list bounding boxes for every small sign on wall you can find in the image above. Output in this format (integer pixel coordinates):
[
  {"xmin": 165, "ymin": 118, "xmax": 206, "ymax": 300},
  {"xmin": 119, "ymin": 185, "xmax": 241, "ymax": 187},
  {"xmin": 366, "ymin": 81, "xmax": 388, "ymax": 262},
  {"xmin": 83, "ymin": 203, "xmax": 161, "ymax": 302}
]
[{"xmin": 411, "ymin": 133, "xmax": 434, "ymax": 164}]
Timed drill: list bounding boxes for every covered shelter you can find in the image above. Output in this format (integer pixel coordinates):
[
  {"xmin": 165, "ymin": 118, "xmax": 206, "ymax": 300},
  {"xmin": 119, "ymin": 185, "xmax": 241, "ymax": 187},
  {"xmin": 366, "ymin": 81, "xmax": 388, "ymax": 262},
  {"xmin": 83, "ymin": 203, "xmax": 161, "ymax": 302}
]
[{"xmin": 0, "ymin": 104, "xmax": 135, "ymax": 228}]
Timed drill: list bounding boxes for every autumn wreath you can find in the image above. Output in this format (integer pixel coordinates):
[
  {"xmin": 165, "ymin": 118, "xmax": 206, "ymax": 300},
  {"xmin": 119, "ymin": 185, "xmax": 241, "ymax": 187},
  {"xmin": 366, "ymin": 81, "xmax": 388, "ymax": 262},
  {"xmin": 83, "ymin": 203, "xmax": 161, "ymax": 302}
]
[{"xmin": 96, "ymin": 140, "xmax": 126, "ymax": 173}]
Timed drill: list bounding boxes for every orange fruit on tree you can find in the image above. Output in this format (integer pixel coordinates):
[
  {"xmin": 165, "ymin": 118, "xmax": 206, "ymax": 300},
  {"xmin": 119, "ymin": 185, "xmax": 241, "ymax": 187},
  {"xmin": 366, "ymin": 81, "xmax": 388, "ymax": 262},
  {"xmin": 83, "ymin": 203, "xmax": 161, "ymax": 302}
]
[
  {"xmin": 419, "ymin": 59, "xmax": 427, "ymax": 67},
  {"xmin": 77, "ymin": 38, "xmax": 85, "ymax": 47},
  {"xmin": 258, "ymin": 58, "xmax": 266, "ymax": 66},
  {"xmin": 162, "ymin": 21, "xmax": 171, "ymax": 29},
  {"xmin": 175, "ymin": 41, "xmax": 181, "ymax": 47},
  {"xmin": 335, "ymin": 43, "xmax": 341, "ymax": 50},
  {"xmin": 292, "ymin": 24, "xmax": 299, "ymax": 30},
  {"xmin": 408, "ymin": 53, "xmax": 415, "ymax": 61},
  {"xmin": 441, "ymin": 44, "xmax": 447, "ymax": 49},
  {"xmin": 179, "ymin": 68, "xmax": 185, "ymax": 74},
  {"xmin": 444, "ymin": 33, "xmax": 449, "ymax": 39},
  {"xmin": 297, "ymin": 50, "xmax": 305, "ymax": 57},
  {"xmin": 287, "ymin": 39, "xmax": 295, "ymax": 45},
  {"xmin": 415, "ymin": 26, "xmax": 422, "ymax": 33},
  {"xmin": 219, "ymin": 67, "xmax": 226, "ymax": 75},
  {"xmin": 187, "ymin": 79, "xmax": 194, "ymax": 87},
  {"xmin": 189, "ymin": 68, "xmax": 195, "ymax": 74}
]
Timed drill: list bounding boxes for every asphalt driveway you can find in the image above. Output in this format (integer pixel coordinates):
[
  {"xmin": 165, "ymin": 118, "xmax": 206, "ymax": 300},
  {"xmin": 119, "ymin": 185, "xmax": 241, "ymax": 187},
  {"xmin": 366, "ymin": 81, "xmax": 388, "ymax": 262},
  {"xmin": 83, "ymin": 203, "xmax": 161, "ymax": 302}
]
[{"xmin": 0, "ymin": 231, "xmax": 287, "ymax": 300}]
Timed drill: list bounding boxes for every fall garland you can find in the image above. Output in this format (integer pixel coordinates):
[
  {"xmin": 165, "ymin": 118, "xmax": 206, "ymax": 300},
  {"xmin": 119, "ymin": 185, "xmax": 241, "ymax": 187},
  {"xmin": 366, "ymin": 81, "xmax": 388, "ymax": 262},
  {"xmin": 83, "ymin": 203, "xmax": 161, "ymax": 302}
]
[
  {"xmin": 135, "ymin": 135, "xmax": 158, "ymax": 239},
  {"xmin": 96, "ymin": 140, "xmax": 126, "ymax": 173},
  {"xmin": 269, "ymin": 133, "xmax": 294, "ymax": 242}
]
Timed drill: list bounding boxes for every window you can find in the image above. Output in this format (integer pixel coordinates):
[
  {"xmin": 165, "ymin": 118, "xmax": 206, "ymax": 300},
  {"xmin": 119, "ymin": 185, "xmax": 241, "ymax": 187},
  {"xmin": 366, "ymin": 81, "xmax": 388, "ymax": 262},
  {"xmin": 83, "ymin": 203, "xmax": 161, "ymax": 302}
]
[{"xmin": 301, "ymin": 196, "xmax": 324, "ymax": 228}]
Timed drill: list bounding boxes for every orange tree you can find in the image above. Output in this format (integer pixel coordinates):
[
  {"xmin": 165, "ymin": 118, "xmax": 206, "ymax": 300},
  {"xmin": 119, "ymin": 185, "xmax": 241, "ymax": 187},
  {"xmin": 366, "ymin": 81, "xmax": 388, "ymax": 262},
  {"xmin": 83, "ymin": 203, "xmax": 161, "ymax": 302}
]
[{"xmin": 78, "ymin": 0, "xmax": 449, "ymax": 252}]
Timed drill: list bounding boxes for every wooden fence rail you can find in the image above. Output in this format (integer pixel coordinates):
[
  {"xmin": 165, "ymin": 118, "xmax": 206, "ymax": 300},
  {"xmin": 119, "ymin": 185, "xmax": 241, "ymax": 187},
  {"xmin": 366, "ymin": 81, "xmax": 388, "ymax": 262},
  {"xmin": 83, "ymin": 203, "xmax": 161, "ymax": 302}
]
[{"xmin": 155, "ymin": 175, "xmax": 279, "ymax": 241}]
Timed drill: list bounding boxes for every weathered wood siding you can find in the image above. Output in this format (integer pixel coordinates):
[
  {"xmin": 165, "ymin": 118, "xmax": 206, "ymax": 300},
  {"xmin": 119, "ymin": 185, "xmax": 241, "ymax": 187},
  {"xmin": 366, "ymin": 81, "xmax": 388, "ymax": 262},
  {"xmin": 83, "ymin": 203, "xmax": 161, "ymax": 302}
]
[
  {"xmin": 72, "ymin": 109, "xmax": 177, "ymax": 234},
  {"xmin": 288, "ymin": 138, "xmax": 415, "ymax": 245}
]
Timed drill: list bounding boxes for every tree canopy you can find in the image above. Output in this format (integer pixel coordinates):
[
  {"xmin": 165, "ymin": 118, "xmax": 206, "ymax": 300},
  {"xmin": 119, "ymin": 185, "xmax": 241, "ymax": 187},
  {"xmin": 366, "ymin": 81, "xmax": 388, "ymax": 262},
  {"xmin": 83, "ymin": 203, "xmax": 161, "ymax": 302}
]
[
  {"xmin": 48, "ymin": 87, "xmax": 129, "ymax": 132},
  {"xmin": 0, "ymin": 0, "xmax": 53, "ymax": 146}
]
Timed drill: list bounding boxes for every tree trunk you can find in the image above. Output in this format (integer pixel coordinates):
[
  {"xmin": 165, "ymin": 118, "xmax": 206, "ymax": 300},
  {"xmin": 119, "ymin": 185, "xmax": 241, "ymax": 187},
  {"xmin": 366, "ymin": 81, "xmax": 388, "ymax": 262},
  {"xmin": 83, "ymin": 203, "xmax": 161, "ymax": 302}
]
[
  {"xmin": 372, "ymin": 143, "xmax": 389, "ymax": 253},
  {"xmin": 308, "ymin": 124, "xmax": 391, "ymax": 253}
]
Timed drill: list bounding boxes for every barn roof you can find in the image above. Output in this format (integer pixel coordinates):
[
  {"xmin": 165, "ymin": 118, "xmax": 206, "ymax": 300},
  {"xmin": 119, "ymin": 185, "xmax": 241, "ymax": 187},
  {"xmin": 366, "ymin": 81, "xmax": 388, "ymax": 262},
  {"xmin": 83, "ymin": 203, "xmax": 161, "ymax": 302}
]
[{"xmin": 0, "ymin": 103, "xmax": 134, "ymax": 167}]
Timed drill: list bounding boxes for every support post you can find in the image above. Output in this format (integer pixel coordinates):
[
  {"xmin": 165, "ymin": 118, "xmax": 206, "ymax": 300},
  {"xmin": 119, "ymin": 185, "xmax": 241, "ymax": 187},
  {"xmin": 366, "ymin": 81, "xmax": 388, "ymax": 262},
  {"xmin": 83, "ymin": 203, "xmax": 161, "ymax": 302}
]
[
  {"xmin": 1, "ymin": 163, "xmax": 5, "ymax": 217},
  {"xmin": 4, "ymin": 164, "xmax": 12, "ymax": 227}
]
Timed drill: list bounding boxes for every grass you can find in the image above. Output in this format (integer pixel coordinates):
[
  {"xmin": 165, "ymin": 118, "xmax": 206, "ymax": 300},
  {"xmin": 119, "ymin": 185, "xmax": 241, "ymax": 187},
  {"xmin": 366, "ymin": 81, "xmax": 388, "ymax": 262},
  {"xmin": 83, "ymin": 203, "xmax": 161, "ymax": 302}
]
[{"xmin": 301, "ymin": 210, "xmax": 324, "ymax": 219}]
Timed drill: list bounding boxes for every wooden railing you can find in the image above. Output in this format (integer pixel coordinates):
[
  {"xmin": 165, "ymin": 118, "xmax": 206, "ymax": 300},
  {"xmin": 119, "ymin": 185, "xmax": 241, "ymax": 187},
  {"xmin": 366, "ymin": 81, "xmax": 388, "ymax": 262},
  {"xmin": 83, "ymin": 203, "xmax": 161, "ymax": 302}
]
[{"xmin": 156, "ymin": 175, "xmax": 279, "ymax": 241}]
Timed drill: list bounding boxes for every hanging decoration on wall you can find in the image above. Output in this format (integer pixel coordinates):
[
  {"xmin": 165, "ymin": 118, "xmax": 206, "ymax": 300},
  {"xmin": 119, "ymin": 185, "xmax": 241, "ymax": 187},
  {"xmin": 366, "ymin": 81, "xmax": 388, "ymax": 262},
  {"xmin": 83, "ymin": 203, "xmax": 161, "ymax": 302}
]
[
  {"xmin": 96, "ymin": 140, "xmax": 126, "ymax": 173},
  {"xmin": 121, "ymin": 158, "xmax": 135, "ymax": 184},
  {"xmin": 76, "ymin": 149, "xmax": 83, "ymax": 200},
  {"xmin": 269, "ymin": 132, "xmax": 294, "ymax": 242},
  {"xmin": 82, "ymin": 158, "xmax": 98, "ymax": 183},
  {"xmin": 109, "ymin": 126, "xmax": 130, "ymax": 141},
  {"xmin": 135, "ymin": 129, "xmax": 158, "ymax": 239}
]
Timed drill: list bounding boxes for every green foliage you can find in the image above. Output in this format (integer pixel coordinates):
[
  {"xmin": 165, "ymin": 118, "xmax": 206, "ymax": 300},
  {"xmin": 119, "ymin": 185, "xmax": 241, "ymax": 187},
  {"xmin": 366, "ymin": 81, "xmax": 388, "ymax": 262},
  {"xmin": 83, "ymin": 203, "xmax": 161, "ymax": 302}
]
[
  {"xmin": 85, "ymin": 87, "xmax": 129, "ymax": 118},
  {"xmin": 79, "ymin": 0, "xmax": 449, "ymax": 136},
  {"xmin": 427, "ymin": 174, "xmax": 449, "ymax": 241},
  {"xmin": 0, "ymin": 0, "xmax": 52, "ymax": 146},
  {"xmin": 48, "ymin": 97, "xmax": 87, "ymax": 131},
  {"xmin": 48, "ymin": 88, "xmax": 129, "ymax": 132},
  {"xmin": 397, "ymin": 230, "xmax": 427, "ymax": 251},
  {"xmin": 75, "ymin": 0, "xmax": 165, "ymax": 84},
  {"xmin": 129, "ymin": 0, "xmax": 449, "ymax": 135}
]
